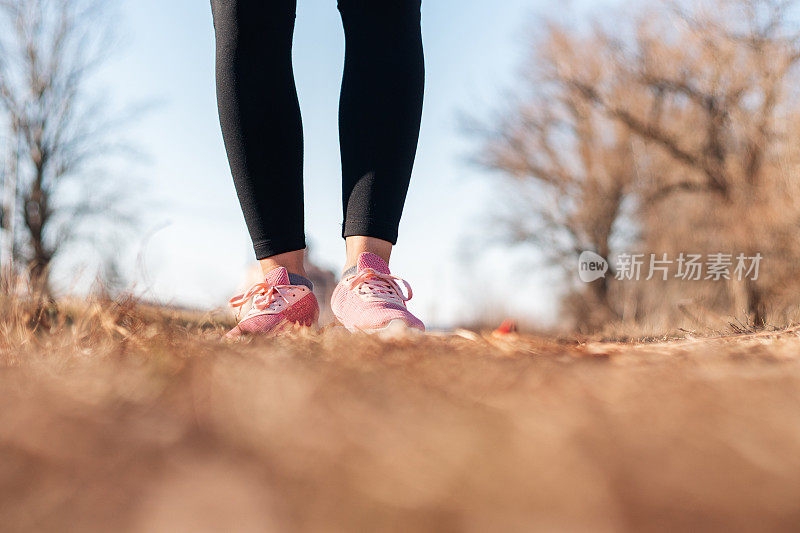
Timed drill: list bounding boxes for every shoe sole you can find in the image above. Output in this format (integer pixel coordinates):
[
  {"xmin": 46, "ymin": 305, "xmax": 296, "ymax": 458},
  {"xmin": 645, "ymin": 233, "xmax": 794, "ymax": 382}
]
[
  {"xmin": 341, "ymin": 318, "xmax": 424, "ymax": 336},
  {"xmin": 225, "ymin": 318, "xmax": 318, "ymax": 339}
]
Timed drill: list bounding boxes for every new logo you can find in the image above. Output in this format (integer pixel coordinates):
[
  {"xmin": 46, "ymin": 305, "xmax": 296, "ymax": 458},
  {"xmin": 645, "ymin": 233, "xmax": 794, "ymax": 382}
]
[{"xmin": 578, "ymin": 251, "xmax": 608, "ymax": 282}]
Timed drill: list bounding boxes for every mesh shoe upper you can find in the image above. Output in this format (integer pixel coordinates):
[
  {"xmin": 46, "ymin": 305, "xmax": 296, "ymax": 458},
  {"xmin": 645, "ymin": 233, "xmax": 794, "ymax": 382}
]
[
  {"xmin": 331, "ymin": 253, "xmax": 424, "ymax": 332},
  {"xmin": 227, "ymin": 267, "xmax": 319, "ymax": 338}
]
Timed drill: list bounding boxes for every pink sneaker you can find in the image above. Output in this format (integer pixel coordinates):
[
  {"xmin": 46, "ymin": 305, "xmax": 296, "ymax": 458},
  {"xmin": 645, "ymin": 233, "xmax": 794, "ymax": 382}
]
[
  {"xmin": 331, "ymin": 252, "xmax": 425, "ymax": 333},
  {"xmin": 226, "ymin": 267, "xmax": 319, "ymax": 338}
]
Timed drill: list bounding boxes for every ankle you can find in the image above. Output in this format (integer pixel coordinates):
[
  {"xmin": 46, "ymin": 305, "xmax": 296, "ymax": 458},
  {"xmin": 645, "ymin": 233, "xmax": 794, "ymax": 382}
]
[
  {"xmin": 344, "ymin": 236, "xmax": 392, "ymax": 271},
  {"xmin": 259, "ymin": 249, "xmax": 306, "ymax": 278},
  {"xmin": 264, "ymin": 265, "xmax": 308, "ymax": 279}
]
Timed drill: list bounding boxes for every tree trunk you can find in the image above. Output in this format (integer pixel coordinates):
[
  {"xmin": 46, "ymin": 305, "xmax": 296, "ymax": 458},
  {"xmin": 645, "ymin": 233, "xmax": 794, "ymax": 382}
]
[
  {"xmin": 23, "ymin": 179, "xmax": 53, "ymax": 296},
  {"xmin": 588, "ymin": 275, "xmax": 618, "ymax": 326},
  {"xmin": 745, "ymin": 279, "xmax": 766, "ymax": 329}
]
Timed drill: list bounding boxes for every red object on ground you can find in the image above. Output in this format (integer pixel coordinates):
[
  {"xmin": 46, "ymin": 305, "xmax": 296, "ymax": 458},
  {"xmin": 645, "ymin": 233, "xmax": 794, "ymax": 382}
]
[{"xmin": 493, "ymin": 319, "xmax": 518, "ymax": 336}]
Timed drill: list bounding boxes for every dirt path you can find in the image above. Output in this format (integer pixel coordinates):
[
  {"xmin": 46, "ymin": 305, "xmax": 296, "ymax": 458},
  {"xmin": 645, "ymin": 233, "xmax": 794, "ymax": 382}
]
[{"xmin": 2, "ymin": 323, "xmax": 800, "ymax": 532}]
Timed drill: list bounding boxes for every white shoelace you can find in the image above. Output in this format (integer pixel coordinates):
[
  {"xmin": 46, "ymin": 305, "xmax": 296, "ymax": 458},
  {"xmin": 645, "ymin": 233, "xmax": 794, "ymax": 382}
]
[
  {"xmin": 229, "ymin": 281, "xmax": 295, "ymax": 318},
  {"xmin": 346, "ymin": 268, "xmax": 413, "ymax": 306}
]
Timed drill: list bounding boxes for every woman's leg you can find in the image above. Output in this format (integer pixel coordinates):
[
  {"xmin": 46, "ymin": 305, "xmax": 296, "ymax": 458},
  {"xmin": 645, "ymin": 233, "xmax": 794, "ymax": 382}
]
[
  {"xmin": 211, "ymin": 0, "xmax": 306, "ymax": 276},
  {"xmin": 331, "ymin": 0, "xmax": 426, "ymax": 333},
  {"xmin": 337, "ymin": 0, "xmax": 425, "ymax": 269}
]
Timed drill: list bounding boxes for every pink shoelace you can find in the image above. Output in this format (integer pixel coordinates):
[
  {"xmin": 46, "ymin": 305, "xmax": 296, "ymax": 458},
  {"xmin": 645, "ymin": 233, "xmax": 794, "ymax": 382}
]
[
  {"xmin": 347, "ymin": 268, "xmax": 413, "ymax": 305},
  {"xmin": 229, "ymin": 282, "xmax": 293, "ymax": 319}
]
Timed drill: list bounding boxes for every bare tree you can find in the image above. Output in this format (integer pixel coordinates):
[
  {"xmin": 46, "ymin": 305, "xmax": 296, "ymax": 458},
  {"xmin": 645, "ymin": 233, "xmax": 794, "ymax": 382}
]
[
  {"xmin": 475, "ymin": 0, "xmax": 800, "ymax": 330},
  {"xmin": 0, "ymin": 0, "xmax": 134, "ymax": 295},
  {"xmin": 598, "ymin": 0, "xmax": 800, "ymax": 327},
  {"xmin": 473, "ymin": 24, "xmax": 638, "ymax": 328}
]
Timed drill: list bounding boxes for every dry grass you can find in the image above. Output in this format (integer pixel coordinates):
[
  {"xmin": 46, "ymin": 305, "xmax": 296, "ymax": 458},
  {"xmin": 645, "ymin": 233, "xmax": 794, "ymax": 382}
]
[{"xmin": 2, "ymin": 295, "xmax": 800, "ymax": 532}]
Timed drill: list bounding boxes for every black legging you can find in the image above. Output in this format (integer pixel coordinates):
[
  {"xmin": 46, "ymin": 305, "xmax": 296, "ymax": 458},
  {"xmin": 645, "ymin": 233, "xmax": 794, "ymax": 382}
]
[{"xmin": 211, "ymin": 0, "xmax": 425, "ymax": 259}]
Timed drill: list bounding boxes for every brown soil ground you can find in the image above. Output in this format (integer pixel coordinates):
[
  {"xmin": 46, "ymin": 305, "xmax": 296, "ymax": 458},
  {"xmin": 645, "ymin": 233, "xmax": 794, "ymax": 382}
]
[{"xmin": 2, "ymin": 299, "xmax": 800, "ymax": 532}]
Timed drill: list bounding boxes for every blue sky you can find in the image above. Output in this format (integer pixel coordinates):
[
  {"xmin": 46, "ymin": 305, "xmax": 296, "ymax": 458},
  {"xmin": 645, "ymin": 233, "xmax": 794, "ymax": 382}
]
[{"xmin": 64, "ymin": 0, "xmax": 609, "ymax": 327}]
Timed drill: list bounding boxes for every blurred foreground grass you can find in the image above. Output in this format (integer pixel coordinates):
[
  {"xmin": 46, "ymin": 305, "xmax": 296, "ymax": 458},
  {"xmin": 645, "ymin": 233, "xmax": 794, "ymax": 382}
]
[{"xmin": 2, "ymin": 295, "xmax": 800, "ymax": 532}]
